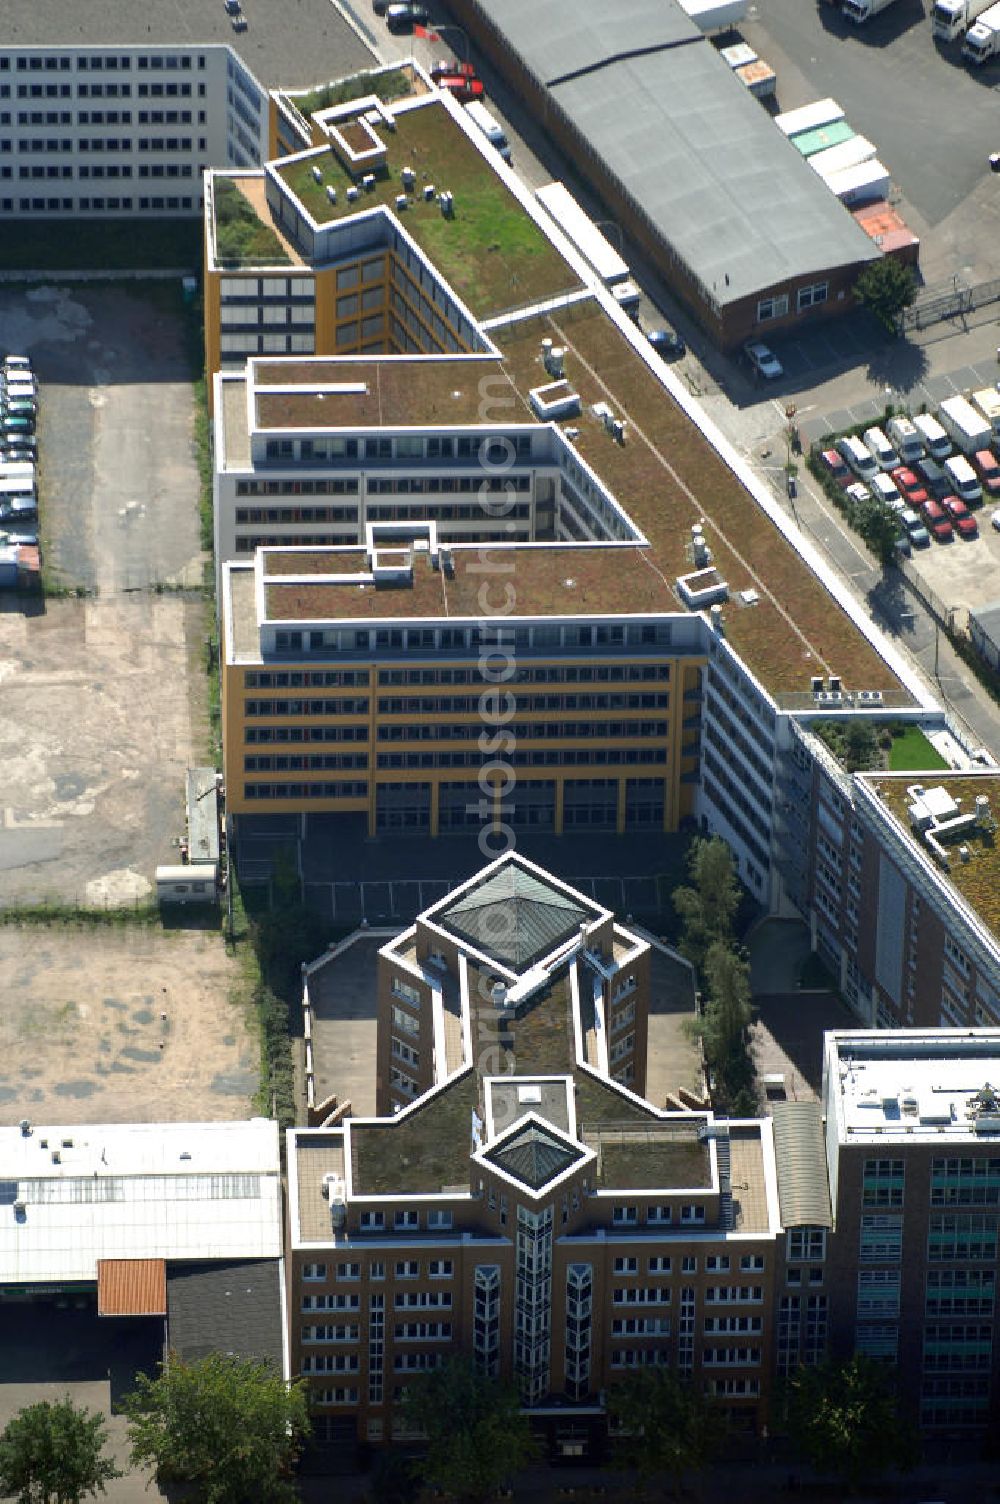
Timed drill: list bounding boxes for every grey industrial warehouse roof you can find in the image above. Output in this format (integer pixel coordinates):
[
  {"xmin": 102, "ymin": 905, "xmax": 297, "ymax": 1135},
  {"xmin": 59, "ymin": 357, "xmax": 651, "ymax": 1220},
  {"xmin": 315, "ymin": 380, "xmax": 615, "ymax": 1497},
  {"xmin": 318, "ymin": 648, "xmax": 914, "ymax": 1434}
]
[
  {"xmin": 468, "ymin": 0, "xmax": 880, "ymax": 306},
  {"xmin": 471, "ymin": 0, "xmax": 702, "ymax": 88},
  {"xmin": 770, "ymin": 1101, "xmax": 833, "ymax": 1229},
  {"xmin": 0, "ymin": 0, "xmax": 372, "ymax": 89}
]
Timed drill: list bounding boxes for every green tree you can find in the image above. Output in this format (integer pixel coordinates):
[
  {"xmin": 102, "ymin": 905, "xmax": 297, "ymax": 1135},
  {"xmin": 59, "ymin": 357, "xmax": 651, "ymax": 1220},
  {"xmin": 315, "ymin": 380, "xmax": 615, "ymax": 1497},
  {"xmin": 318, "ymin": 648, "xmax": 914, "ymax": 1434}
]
[
  {"xmin": 853, "ymin": 257, "xmax": 917, "ymax": 334},
  {"xmin": 700, "ymin": 939, "xmax": 757, "ymax": 1115},
  {"xmin": 0, "ymin": 1398, "xmax": 120, "ymax": 1504},
  {"xmin": 673, "ymin": 836, "xmax": 741, "ymax": 969},
  {"xmin": 401, "ymin": 1357, "xmax": 537, "ymax": 1503},
  {"xmin": 608, "ymin": 1366, "xmax": 726, "ymax": 1498},
  {"xmin": 851, "ymin": 491, "xmax": 901, "ymax": 566},
  {"xmin": 843, "ymin": 719, "xmax": 879, "ymax": 773},
  {"xmin": 123, "ymin": 1352, "xmax": 309, "ymax": 1504},
  {"xmin": 785, "ymin": 1355, "xmax": 919, "ymax": 1493}
]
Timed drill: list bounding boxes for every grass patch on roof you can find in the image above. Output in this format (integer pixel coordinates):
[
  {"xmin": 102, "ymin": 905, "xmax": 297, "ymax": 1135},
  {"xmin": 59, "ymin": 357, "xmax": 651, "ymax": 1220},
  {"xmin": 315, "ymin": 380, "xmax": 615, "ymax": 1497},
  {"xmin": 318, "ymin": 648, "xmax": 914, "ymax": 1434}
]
[
  {"xmin": 277, "ymin": 100, "xmax": 578, "ymax": 316},
  {"xmin": 214, "ymin": 181, "xmax": 291, "ymax": 266},
  {"xmin": 291, "ymin": 68, "xmax": 414, "ymax": 119},
  {"xmin": 887, "ymin": 725, "xmax": 948, "ymax": 772}
]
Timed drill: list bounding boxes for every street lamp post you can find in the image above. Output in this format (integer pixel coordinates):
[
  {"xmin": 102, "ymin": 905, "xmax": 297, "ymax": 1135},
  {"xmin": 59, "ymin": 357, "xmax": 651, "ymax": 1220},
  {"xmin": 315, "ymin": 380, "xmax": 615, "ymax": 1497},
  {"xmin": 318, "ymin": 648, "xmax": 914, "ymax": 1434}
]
[{"xmin": 423, "ymin": 20, "xmax": 470, "ymax": 64}]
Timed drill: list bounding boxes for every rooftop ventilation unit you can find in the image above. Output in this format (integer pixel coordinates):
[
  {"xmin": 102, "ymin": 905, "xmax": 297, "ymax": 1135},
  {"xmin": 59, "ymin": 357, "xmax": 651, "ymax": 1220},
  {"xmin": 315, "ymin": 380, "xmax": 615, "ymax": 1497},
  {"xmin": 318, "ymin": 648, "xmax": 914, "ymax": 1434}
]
[
  {"xmin": 362, "ymin": 173, "xmax": 376, "ymax": 191},
  {"xmin": 311, "ymin": 165, "xmax": 323, "ymax": 184},
  {"xmin": 346, "ymin": 185, "xmax": 359, "ymax": 203},
  {"xmin": 401, "ymin": 167, "xmax": 416, "ymax": 190},
  {"xmin": 395, "ymin": 194, "xmax": 408, "ymax": 210},
  {"xmin": 857, "ymin": 689, "xmax": 883, "ymax": 705},
  {"xmin": 543, "ymin": 345, "xmax": 565, "ymax": 379},
  {"xmin": 18, "ymin": 1119, "xmax": 30, "ymax": 1138},
  {"xmin": 811, "ymin": 676, "xmax": 824, "ymax": 695},
  {"xmin": 325, "ymin": 185, "xmax": 337, "ymax": 205},
  {"xmin": 439, "ymin": 190, "xmax": 454, "ymax": 217},
  {"xmin": 492, "ymin": 982, "xmax": 508, "ymax": 1011},
  {"xmin": 423, "ymin": 183, "xmax": 435, "ymax": 200}
]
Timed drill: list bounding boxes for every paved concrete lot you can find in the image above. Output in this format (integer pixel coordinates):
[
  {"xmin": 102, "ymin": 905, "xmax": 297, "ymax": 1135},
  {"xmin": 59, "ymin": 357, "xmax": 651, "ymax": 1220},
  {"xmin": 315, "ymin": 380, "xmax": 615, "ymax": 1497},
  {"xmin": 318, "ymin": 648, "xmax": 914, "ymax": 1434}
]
[
  {"xmin": 0, "ymin": 1306, "xmax": 166, "ymax": 1504},
  {"xmin": 905, "ymin": 510, "xmax": 1000, "ymax": 625},
  {"xmin": 644, "ymin": 941, "xmax": 703, "ymax": 1110},
  {"xmin": 0, "ymin": 926, "xmax": 254, "ymax": 1123},
  {"xmin": 0, "ymin": 595, "xmax": 209, "ymax": 905},
  {"xmin": 742, "ymin": 0, "xmax": 1000, "ymax": 265},
  {"xmin": 0, "ymin": 283, "xmax": 204, "ymax": 594},
  {"xmin": 751, "ymin": 992, "xmax": 859, "ymax": 1105}
]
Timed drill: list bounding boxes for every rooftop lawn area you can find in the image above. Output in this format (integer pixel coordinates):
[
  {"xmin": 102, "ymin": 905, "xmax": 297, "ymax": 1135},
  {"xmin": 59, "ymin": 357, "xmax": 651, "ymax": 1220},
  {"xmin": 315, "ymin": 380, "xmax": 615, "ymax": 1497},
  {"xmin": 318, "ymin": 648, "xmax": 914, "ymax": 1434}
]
[
  {"xmin": 589, "ymin": 1132, "xmax": 711, "ymax": 1191},
  {"xmin": 499, "ymin": 303, "xmax": 911, "ymax": 703},
  {"xmin": 214, "ymin": 181, "xmax": 291, "ymax": 266},
  {"xmin": 277, "ymin": 99, "xmax": 579, "ymax": 316},
  {"xmin": 352, "ymin": 1071, "xmax": 478, "ymax": 1195},
  {"xmin": 869, "ymin": 774, "xmax": 1000, "ymax": 938},
  {"xmin": 887, "ymin": 725, "xmax": 948, "ymax": 772},
  {"xmin": 288, "ymin": 67, "xmax": 414, "ymax": 119}
]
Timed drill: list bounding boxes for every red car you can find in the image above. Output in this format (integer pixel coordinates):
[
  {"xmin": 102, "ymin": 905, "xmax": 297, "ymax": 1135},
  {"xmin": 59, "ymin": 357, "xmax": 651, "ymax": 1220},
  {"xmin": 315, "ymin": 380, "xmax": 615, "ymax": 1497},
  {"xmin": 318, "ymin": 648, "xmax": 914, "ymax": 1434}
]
[
  {"xmin": 921, "ymin": 498, "xmax": 953, "ymax": 541},
  {"xmin": 431, "ymin": 59, "xmax": 477, "ymax": 80},
  {"xmin": 942, "ymin": 495, "xmax": 978, "ymax": 538},
  {"xmin": 820, "ymin": 448, "xmax": 850, "ymax": 487},
  {"xmin": 433, "ymin": 72, "xmax": 484, "ymax": 101},
  {"xmin": 973, "ymin": 449, "xmax": 1000, "ymax": 496},
  {"xmin": 891, "ymin": 466, "xmax": 928, "ymax": 507}
]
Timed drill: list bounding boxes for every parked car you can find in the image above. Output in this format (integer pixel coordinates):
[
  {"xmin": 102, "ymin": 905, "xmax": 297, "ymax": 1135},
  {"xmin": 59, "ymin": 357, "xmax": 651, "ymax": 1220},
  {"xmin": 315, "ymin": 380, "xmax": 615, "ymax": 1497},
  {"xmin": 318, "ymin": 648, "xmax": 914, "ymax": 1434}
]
[
  {"xmin": 744, "ymin": 341, "xmax": 783, "ymax": 380},
  {"xmin": 863, "ymin": 425, "xmax": 900, "ymax": 473},
  {"xmin": 915, "ymin": 456, "xmax": 950, "ymax": 499},
  {"xmin": 434, "ymin": 72, "xmax": 484, "ymax": 101},
  {"xmin": 973, "ymin": 449, "xmax": 1000, "ymax": 495},
  {"xmin": 838, "ymin": 435, "xmax": 879, "ymax": 482},
  {"xmin": 820, "ymin": 449, "xmax": 851, "ymax": 487},
  {"xmin": 921, "ymin": 497, "xmax": 954, "ymax": 541},
  {"xmin": 891, "ymin": 467, "xmax": 929, "ymax": 507},
  {"xmin": 942, "ymin": 495, "xmax": 978, "ymax": 538},
  {"xmin": 386, "ymin": 2, "xmax": 429, "ymax": 30},
  {"xmin": 647, "ymin": 328, "xmax": 686, "ymax": 360},
  {"xmin": 430, "ymin": 59, "xmax": 477, "ymax": 81}
]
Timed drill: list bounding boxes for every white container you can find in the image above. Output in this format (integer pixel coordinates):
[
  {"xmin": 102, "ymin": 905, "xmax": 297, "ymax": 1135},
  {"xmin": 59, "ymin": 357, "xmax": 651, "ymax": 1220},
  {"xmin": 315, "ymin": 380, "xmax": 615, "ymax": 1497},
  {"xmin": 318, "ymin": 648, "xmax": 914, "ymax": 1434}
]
[
  {"xmin": 938, "ymin": 394, "xmax": 992, "ymax": 456},
  {"xmin": 775, "ymin": 98, "xmax": 844, "ymax": 138}
]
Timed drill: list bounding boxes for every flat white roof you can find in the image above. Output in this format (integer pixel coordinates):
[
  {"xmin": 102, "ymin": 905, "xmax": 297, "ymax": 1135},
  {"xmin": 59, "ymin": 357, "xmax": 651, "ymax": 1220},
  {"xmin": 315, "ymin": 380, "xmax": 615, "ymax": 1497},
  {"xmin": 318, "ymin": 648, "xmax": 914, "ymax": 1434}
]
[
  {"xmin": 826, "ymin": 1031, "xmax": 1000, "ymax": 1145},
  {"xmin": 0, "ymin": 1118, "xmax": 281, "ymax": 1284}
]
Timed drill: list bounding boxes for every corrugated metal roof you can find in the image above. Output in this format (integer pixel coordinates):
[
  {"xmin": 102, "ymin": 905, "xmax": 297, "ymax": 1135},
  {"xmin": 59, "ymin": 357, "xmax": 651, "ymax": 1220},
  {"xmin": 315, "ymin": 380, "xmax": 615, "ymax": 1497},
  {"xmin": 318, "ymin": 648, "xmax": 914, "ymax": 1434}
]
[
  {"xmin": 98, "ymin": 1258, "xmax": 167, "ymax": 1317},
  {"xmin": 770, "ymin": 1101, "xmax": 832, "ymax": 1228},
  {"xmin": 471, "ymin": 0, "xmax": 700, "ymax": 88},
  {"xmin": 465, "ymin": 0, "xmax": 878, "ymax": 306}
]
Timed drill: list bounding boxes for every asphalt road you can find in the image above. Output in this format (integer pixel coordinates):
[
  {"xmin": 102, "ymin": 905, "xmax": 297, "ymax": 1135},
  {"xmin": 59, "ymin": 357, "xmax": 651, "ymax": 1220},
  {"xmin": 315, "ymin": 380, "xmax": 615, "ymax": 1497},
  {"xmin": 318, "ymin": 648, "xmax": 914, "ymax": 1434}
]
[{"xmin": 742, "ymin": 0, "xmax": 1000, "ymax": 232}]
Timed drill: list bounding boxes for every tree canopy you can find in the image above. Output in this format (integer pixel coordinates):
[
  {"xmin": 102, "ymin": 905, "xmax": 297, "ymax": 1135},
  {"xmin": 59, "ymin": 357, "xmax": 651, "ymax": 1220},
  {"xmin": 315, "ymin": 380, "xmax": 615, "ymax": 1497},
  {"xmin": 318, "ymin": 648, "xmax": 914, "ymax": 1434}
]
[
  {"xmin": 608, "ymin": 1365, "xmax": 726, "ymax": 1497},
  {"xmin": 673, "ymin": 836, "xmax": 741, "ymax": 969},
  {"xmin": 123, "ymin": 1352, "xmax": 310, "ymax": 1504},
  {"xmin": 0, "ymin": 1398, "xmax": 120, "ymax": 1504},
  {"xmin": 785, "ymin": 1355, "xmax": 919, "ymax": 1492},
  {"xmin": 700, "ymin": 939, "xmax": 757, "ymax": 1115},
  {"xmin": 853, "ymin": 257, "xmax": 917, "ymax": 334},
  {"xmin": 401, "ymin": 1357, "xmax": 537, "ymax": 1503}
]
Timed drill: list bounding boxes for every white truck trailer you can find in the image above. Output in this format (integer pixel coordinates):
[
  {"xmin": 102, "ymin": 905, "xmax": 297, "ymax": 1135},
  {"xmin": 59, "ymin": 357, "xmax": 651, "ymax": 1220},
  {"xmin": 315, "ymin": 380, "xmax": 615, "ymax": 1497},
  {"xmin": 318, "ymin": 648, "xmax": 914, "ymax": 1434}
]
[
  {"xmin": 932, "ymin": 0, "xmax": 994, "ymax": 40},
  {"xmin": 774, "ymin": 98, "xmax": 844, "ymax": 137},
  {"xmin": 971, "ymin": 386, "xmax": 1000, "ymax": 440},
  {"xmin": 963, "ymin": 0, "xmax": 1000, "ymax": 60},
  {"xmin": 843, "ymin": 0, "xmax": 900, "ymax": 21},
  {"xmin": 535, "ymin": 181, "xmax": 630, "ymax": 287},
  {"xmin": 938, "ymin": 395, "xmax": 992, "ymax": 456}
]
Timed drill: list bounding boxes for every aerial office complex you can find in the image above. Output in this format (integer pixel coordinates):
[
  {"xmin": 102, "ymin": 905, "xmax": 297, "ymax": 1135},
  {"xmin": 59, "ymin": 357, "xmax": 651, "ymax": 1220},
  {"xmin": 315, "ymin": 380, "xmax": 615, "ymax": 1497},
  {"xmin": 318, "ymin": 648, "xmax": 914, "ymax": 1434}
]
[{"xmin": 288, "ymin": 853, "xmax": 1000, "ymax": 1446}]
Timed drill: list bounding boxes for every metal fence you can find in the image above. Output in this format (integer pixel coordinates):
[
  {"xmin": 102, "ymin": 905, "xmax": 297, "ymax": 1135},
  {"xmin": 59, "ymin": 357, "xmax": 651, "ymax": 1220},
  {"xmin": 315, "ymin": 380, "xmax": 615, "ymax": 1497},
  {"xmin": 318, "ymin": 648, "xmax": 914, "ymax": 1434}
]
[{"xmin": 898, "ymin": 274, "xmax": 1000, "ymax": 333}]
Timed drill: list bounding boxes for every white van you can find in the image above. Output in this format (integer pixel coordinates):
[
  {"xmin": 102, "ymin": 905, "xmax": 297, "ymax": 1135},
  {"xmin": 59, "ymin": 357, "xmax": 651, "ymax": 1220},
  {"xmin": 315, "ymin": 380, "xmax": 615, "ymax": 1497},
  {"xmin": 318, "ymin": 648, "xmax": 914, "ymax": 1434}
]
[
  {"xmin": 872, "ymin": 473, "xmax": 904, "ymax": 511},
  {"xmin": 464, "ymin": 101, "xmax": 512, "ymax": 164},
  {"xmin": 837, "ymin": 434, "xmax": 879, "ymax": 481},
  {"xmin": 863, "ymin": 426, "xmax": 899, "ymax": 472},
  {"xmin": 886, "ymin": 416, "xmax": 923, "ymax": 464},
  {"xmin": 912, "ymin": 412, "xmax": 952, "ymax": 461},
  {"xmin": 944, "ymin": 454, "xmax": 982, "ymax": 506}
]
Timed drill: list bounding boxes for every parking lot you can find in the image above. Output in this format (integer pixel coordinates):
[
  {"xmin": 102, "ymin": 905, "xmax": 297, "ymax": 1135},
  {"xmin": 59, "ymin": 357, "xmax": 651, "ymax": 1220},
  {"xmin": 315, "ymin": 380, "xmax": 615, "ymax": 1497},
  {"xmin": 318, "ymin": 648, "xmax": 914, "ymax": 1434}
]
[
  {"xmin": 0, "ymin": 925, "xmax": 254, "ymax": 1124},
  {"xmin": 0, "ymin": 283, "xmax": 213, "ymax": 906},
  {"xmin": 0, "ymin": 1305, "xmax": 167, "ymax": 1504}
]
